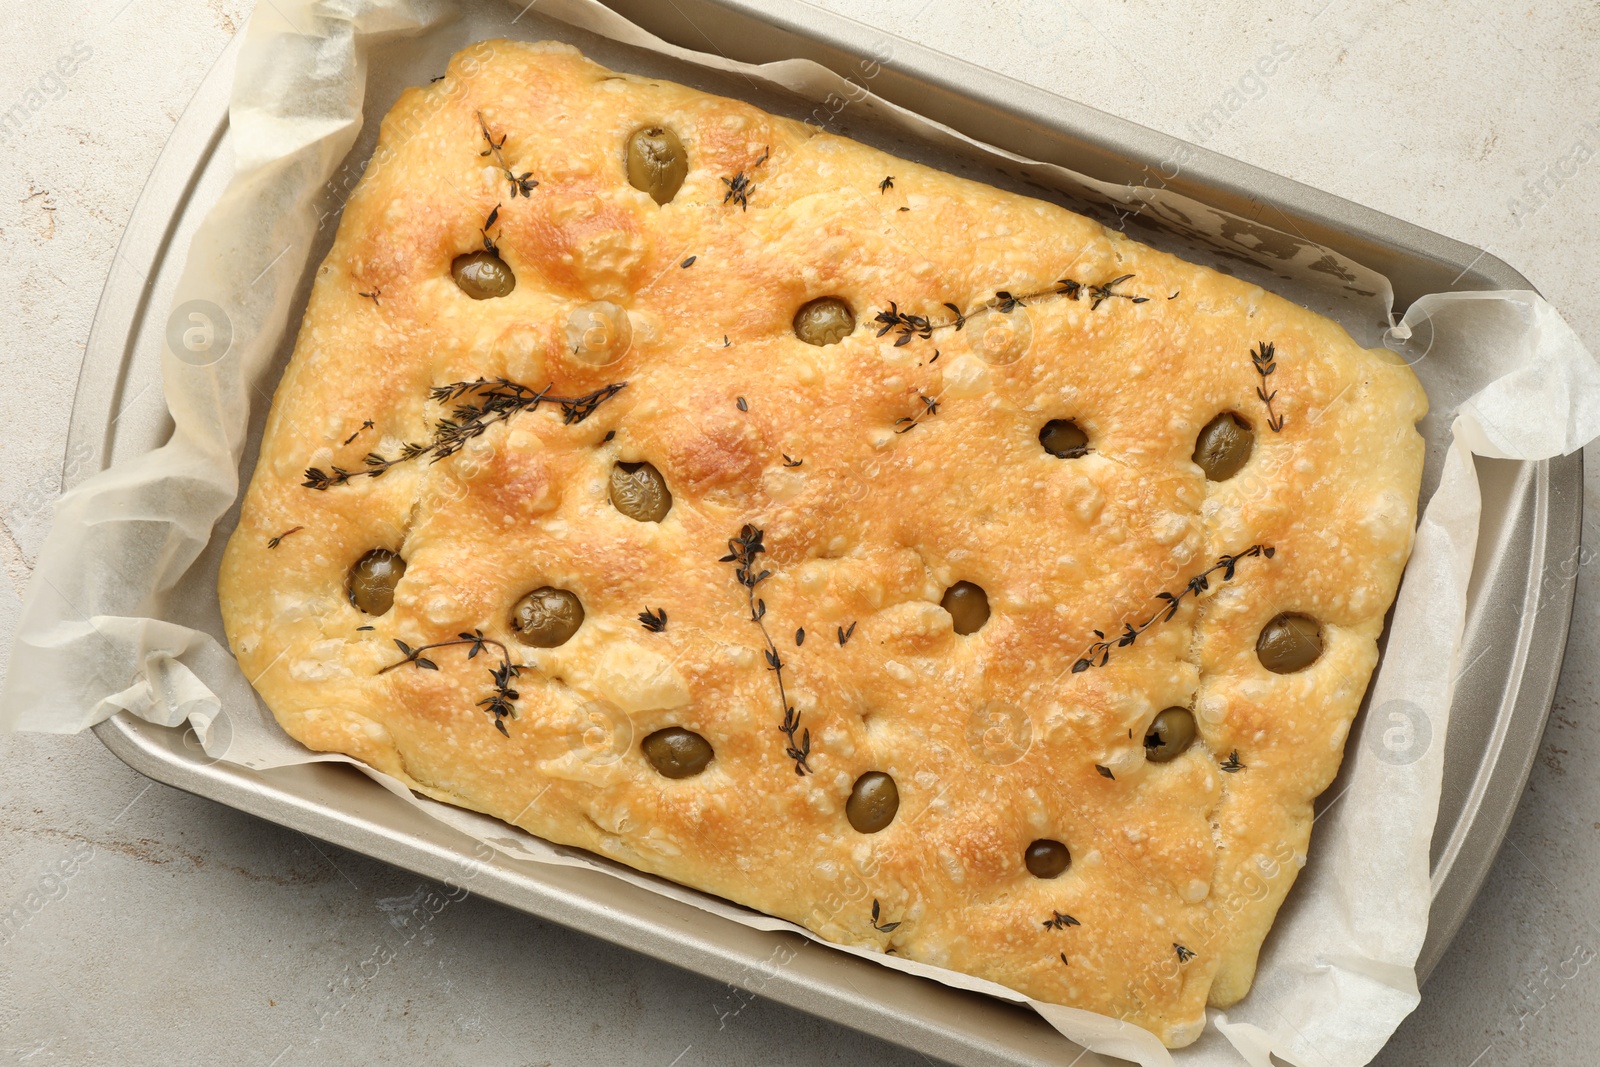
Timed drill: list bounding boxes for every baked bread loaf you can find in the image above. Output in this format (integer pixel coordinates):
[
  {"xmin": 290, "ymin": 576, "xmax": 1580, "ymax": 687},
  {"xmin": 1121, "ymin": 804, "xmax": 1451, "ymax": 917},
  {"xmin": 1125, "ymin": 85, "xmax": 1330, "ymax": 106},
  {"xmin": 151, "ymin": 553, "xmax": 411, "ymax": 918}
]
[{"xmin": 218, "ymin": 39, "xmax": 1426, "ymax": 1047}]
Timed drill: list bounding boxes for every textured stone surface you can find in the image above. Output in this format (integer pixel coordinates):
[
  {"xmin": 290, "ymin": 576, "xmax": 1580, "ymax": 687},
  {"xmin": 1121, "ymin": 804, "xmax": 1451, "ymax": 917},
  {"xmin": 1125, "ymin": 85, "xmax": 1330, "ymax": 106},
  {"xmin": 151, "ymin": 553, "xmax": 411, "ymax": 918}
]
[{"xmin": 1, "ymin": 1, "xmax": 1595, "ymax": 1064}]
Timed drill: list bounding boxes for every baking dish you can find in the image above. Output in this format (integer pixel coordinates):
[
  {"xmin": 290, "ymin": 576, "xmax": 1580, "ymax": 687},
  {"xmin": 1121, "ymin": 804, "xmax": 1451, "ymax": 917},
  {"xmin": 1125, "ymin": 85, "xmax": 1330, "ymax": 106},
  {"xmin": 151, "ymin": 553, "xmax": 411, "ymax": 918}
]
[{"xmin": 75, "ymin": 3, "xmax": 1582, "ymax": 1062}]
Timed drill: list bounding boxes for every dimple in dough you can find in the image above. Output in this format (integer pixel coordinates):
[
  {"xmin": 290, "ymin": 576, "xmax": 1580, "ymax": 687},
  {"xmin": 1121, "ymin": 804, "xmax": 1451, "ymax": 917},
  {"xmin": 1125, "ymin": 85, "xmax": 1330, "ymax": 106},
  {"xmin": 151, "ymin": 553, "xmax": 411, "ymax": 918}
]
[{"xmin": 218, "ymin": 38, "xmax": 1427, "ymax": 1048}]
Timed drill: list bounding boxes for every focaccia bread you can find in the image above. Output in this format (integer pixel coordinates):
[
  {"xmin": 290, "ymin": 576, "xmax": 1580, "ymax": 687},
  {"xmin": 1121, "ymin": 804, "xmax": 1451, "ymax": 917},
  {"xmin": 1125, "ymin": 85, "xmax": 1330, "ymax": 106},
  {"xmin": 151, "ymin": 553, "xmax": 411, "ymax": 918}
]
[{"xmin": 218, "ymin": 39, "xmax": 1427, "ymax": 1047}]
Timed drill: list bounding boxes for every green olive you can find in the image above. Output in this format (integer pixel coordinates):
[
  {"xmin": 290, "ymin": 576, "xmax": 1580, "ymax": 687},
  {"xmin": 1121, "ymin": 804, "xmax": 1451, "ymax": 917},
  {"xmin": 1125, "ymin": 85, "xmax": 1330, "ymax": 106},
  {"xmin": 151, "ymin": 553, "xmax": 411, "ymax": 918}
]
[
  {"xmin": 1257, "ymin": 613, "xmax": 1323, "ymax": 674},
  {"xmin": 451, "ymin": 251, "xmax": 516, "ymax": 300},
  {"xmin": 1024, "ymin": 839, "xmax": 1070, "ymax": 879},
  {"xmin": 625, "ymin": 125, "xmax": 688, "ymax": 205},
  {"xmin": 609, "ymin": 461, "xmax": 672, "ymax": 522},
  {"xmin": 941, "ymin": 581, "xmax": 990, "ymax": 635},
  {"xmin": 347, "ymin": 550, "xmax": 405, "ymax": 616},
  {"xmin": 1039, "ymin": 419, "xmax": 1089, "ymax": 458},
  {"xmin": 511, "ymin": 587, "xmax": 584, "ymax": 648},
  {"xmin": 793, "ymin": 297, "xmax": 855, "ymax": 346},
  {"xmin": 846, "ymin": 772, "xmax": 899, "ymax": 834},
  {"xmin": 641, "ymin": 727, "xmax": 714, "ymax": 779},
  {"xmin": 1193, "ymin": 412, "xmax": 1254, "ymax": 481},
  {"xmin": 1144, "ymin": 707, "xmax": 1197, "ymax": 763}
]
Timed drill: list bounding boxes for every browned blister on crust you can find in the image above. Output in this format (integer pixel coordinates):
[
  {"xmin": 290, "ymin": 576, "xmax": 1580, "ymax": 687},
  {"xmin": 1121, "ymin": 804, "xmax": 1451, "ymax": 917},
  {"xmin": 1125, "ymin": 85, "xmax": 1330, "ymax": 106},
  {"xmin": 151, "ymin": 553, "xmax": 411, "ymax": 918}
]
[{"xmin": 218, "ymin": 39, "xmax": 1427, "ymax": 1047}]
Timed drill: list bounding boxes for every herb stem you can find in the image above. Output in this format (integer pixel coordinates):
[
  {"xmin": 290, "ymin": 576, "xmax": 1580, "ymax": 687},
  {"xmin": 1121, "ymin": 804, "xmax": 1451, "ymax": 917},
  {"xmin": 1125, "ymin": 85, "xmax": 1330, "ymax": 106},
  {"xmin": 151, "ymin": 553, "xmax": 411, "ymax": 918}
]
[
  {"xmin": 1072, "ymin": 545, "xmax": 1276, "ymax": 673},
  {"xmin": 477, "ymin": 110, "xmax": 538, "ymax": 197},
  {"xmin": 304, "ymin": 379, "xmax": 625, "ymax": 490},
  {"xmin": 721, "ymin": 525, "xmax": 811, "ymax": 775},
  {"xmin": 873, "ymin": 272, "xmax": 1150, "ymax": 347},
  {"xmin": 379, "ymin": 630, "xmax": 521, "ymax": 736},
  {"xmin": 1252, "ymin": 341, "xmax": 1285, "ymax": 432},
  {"xmin": 265, "ymin": 525, "xmax": 304, "ymax": 549}
]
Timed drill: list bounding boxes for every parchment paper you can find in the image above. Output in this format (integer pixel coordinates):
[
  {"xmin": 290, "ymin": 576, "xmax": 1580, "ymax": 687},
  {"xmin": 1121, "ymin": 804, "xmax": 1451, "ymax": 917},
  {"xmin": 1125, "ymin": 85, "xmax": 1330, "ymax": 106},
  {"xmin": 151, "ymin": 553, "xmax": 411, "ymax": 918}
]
[{"xmin": 6, "ymin": 1, "xmax": 1600, "ymax": 1064}]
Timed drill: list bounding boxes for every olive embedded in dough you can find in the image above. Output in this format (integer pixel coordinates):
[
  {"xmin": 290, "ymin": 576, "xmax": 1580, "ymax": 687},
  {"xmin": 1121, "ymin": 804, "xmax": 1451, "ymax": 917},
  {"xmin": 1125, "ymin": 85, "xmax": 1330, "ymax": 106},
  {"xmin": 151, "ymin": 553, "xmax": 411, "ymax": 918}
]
[
  {"xmin": 641, "ymin": 727, "xmax": 714, "ymax": 779},
  {"xmin": 793, "ymin": 297, "xmax": 856, "ymax": 346},
  {"xmin": 609, "ymin": 461, "xmax": 672, "ymax": 522},
  {"xmin": 846, "ymin": 771, "xmax": 899, "ymax": 833},
  {"xmin": 347, "ymin": 549, "xmax": 405, "ymax": 616},
  {"xmin": 625, "ymin": 125, "xmax": 688, "ymax": 205},
  {"xmin": 451, "ymin": 251, "xmax": 516, "ymax": 299},
  {"xmin": 940, "ymin": 581, "xmax": 990, "ymax": 635},
  {"xmin": 1039, "ymin": 419, "xmax": 1089, "ymax": 458},
  {"xmin": 1193, "ymin": 412, "xmax": 1254, "ymax": 481},
  {"xmin": 1144, "ymin": 707, "xmax": 1197, "ymax": 763},
  {"xmin": 1024, "ymin": 839, "xmax": 1070, "ymax": 879},
  {"xmin": 511, "ymin": 587, "xmax": 585, "ymax": 648},
  {"xmin": 1256, "ymin": 613, "xmax": 1323, "ymax": 673}
]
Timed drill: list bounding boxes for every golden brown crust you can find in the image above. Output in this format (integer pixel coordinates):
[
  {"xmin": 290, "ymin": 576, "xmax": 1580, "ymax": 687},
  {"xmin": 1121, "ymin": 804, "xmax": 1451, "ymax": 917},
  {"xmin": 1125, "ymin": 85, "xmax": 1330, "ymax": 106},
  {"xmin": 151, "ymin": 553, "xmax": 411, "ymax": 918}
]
[{"xmin": 217, "ymin": 39, "xmax": 1426, "ymax": 1046}]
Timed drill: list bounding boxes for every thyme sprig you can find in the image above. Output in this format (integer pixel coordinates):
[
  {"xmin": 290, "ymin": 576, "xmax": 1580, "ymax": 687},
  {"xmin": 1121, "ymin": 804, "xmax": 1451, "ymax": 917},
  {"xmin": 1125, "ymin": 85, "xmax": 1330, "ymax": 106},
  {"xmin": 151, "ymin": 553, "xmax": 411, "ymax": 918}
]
[
  {"xmin": 873, "ymin": 301, "xmax": 934, "ymax": 347},
  {"xmin": 869, "ymin": 273, "xmax": 1150, "ymax": 349},
  {"xmin": 1251, "ymin": 341, "xmax": 1285, "ymax": 432},
  {"xmin": 379, "ymin": 630, "xmax": 522, "ymax": 736},
  {"xmin": 1058, "ymin": 273, "xmax": 1149, "ymax": 309},
  {"xmin": 722, "ymin": 172, "xmax": 754, "ymax": 209},
  {"xmin": 266, "ymin": 525, "xmax": 303, "ymax": 549},
  {"xmin": 879, "ymin": 176, "xmax": 894, "ymax": 193},
  {"xmin": 721, "ymin": 146, "xmax": 769, "ymax": 211},
  {"xmin": 721, "ymin": 525, "xmax": 811, "ymax": 775},
  {"xmin": 639, "ymin": 607, "xmax": 667, "ymax": 633},
  {"xmin": 303, "ymin": 379, "xmax": 625, "ymax": 490},
  {"xmin": 837, "ymin": 621, "xmax": 856, "ymax": 646},
  {"xmin": 1071, "ymin": 545, "xmax": 1276, "ymax": 673},
  {"xmin": 1175, "ymin": 943, "xmax": 1196, "ymax": 963},
  {"xmin": 1220, "ymin": 750, "xmax": 1245, "ymax": 773},
  {"xmin": 870, "ymin": 898, "xmax": 901, "ymax": 933},
  {"xmin": 477, "ymin": 110, "xmax": 538, "ymax": 198},
  {"xmin": 1042, "ymin": 911, "xmax": 1081, "ymax": 931}
]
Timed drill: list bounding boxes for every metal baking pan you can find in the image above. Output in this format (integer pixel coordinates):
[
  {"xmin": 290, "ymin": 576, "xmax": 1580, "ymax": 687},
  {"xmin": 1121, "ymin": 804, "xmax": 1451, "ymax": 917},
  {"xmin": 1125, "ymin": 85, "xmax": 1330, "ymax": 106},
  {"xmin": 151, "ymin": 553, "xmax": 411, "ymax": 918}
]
[{"xmin": 77, "ymin": 1, "xmax": 1582, "ymax": 1063}]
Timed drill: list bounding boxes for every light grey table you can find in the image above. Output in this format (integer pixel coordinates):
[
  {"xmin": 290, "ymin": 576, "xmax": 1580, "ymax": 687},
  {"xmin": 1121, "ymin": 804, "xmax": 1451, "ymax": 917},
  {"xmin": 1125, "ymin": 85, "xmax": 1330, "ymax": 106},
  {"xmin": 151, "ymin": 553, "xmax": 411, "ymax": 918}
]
[{"xmin": 1, "ymin": 2, "xmax": 1595, "ymax": 1064}]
